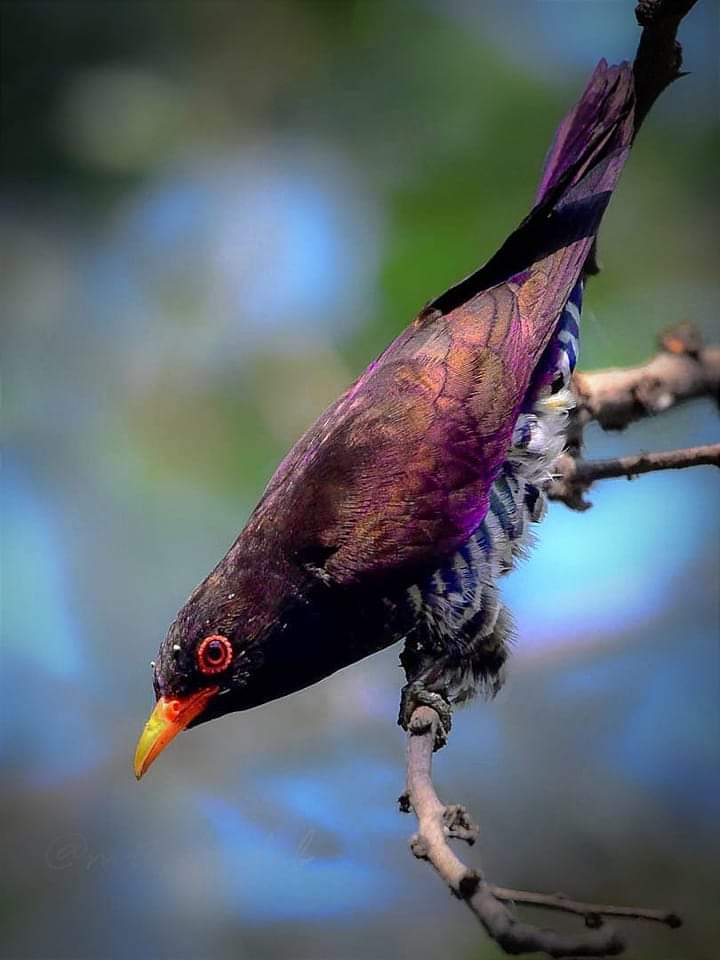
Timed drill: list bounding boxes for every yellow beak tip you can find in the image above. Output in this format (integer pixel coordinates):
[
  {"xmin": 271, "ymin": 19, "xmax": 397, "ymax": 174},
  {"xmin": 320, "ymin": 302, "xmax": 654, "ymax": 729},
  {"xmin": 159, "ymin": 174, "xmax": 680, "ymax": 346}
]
[{"xmin": 133, "ymin": 686, "xmax": 219, "ymax": 781}]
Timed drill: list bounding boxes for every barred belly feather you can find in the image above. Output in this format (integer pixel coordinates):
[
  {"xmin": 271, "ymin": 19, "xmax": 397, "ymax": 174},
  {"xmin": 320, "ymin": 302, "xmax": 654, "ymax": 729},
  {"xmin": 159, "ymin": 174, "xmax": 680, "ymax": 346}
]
[{"xmin": 396, "ymin": 281, "xmax": 583, "ymax": 704}]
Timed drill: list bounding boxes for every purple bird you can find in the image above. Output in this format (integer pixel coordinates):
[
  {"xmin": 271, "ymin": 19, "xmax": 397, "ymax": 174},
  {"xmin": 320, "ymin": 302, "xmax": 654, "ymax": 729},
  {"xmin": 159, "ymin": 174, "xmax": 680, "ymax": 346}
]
[{"xmin": 135, "ymin": 60, "xmax": 635, "ymax": 778}]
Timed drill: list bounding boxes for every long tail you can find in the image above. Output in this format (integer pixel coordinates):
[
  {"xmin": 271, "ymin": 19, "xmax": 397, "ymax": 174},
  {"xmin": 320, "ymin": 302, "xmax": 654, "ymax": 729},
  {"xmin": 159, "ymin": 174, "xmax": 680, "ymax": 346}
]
[
  {"xmin": 535, "ymin": 59, "xmax": 634, "ymax": 204},
  {"xmin": 428, "ymin": 60, "xmax": 635, "ymax": 317}
]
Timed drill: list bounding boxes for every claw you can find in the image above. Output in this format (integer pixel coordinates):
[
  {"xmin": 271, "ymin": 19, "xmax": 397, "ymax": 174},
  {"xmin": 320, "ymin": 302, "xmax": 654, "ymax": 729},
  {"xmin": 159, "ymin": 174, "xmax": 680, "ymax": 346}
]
[{"xmin": 399, "ymin": 681, "xmax": 453, "ymax": 749}]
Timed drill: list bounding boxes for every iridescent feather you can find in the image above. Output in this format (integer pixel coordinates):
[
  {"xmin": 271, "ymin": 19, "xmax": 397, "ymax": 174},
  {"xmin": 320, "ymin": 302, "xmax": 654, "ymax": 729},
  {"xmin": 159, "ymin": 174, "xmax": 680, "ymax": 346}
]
[{"xmin": 153, "ymin": 61, "xmax": 636, "ymax": 721}]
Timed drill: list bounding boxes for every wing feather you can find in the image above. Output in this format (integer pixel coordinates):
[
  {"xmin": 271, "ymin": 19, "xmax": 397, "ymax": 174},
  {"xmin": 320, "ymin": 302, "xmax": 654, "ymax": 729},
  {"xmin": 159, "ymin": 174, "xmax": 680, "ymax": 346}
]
[{"xmin": 244, "ymin": 61, "xmax": 635, "ymax": 588}]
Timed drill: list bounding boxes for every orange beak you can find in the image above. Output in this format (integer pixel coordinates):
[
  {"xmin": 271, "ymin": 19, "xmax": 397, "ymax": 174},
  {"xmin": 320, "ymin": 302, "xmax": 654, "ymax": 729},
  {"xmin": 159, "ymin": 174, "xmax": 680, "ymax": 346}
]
[{"xmin": 134, "ymin": 687, "xmax": 219, "ymax": 780}]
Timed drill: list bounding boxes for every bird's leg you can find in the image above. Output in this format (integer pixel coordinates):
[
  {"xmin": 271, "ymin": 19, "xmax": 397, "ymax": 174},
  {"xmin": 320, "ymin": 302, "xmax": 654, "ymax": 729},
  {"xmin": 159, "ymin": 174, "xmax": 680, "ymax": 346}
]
[
  {"xmin": 398, "ymin": 605, "xmax": 512, "ymax": 750},
  {"xmin": 398, "ymin": 634, "xmax": 455, "ymax": 749}
]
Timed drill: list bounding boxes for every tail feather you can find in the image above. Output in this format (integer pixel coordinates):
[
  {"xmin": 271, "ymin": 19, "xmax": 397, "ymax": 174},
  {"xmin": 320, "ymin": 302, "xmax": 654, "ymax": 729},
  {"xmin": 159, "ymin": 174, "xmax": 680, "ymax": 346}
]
[
  {"xmin": 536, "ymin": 59, "xmax": 634, "ymax": 204},
  {"xmin": 429, "ymin": 60, "xmax": 635, "ymax": 317}
]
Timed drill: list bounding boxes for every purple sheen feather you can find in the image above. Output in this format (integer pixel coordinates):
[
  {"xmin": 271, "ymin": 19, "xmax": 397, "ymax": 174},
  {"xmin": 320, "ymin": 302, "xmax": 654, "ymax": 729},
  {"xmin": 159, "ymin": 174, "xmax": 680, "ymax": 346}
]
[
  {"xmin": 536, "ymin": 59, "xmax": 633, "ymax": 204},
  {"xmin": 235, "ymin": 62, "xmax": 636, "ymax": 589}
]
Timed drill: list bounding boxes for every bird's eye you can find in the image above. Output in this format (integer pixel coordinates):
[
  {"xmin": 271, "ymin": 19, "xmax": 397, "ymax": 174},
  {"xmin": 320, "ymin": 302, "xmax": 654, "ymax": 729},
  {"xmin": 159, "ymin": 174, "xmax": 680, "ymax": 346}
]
[{"xmin": 196, "ymin": 634, "xmax": 233, "ymax": 675}]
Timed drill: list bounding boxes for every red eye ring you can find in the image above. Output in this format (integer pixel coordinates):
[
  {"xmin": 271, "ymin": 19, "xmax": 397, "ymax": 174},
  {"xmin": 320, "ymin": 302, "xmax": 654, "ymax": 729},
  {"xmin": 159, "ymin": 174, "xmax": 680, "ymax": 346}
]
[{"xmin": 196, "ymin": 634, "xmax": 233, "ymax": 675}]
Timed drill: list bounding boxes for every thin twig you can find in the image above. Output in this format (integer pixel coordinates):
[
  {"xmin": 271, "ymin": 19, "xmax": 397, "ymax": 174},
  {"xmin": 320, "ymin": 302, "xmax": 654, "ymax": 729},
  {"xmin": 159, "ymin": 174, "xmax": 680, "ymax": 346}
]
[
  {"xmin": 402, "ymin": 707, "xmax": 681, "ymax": 957},
  {"xmin": 489, "ymin": 886, "xmax": 682, "ymax": 929},
  {"xmin": 572, "ymin": 443, "xmax": 720, "ymax": 482},
  {"xmin": 550, "ymin": 443, "xmax": 720, "ymax": 510}
]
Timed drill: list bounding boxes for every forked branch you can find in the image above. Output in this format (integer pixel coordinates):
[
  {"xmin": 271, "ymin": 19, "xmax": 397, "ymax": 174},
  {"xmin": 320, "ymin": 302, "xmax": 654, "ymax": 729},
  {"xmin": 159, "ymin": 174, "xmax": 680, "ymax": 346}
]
[
  {"xmin": 549, "ymin": 322, "xmax": 720, "ymax": 510},
  {"xmin": 400, "ymin": 708, "xmax": 680, "ymax": 958}
]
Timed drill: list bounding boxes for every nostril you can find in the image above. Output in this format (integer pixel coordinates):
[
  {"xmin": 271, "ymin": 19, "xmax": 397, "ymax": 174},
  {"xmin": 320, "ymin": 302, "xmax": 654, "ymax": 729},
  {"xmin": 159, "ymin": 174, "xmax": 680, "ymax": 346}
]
[{"xmin": 166, "ymin": 700, "xmax": 181, "ymax": 721}]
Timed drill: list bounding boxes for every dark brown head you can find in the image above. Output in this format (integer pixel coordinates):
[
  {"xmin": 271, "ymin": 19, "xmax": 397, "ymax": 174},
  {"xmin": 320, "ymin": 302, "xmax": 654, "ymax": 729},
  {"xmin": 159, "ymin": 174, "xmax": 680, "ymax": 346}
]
[{"xmin": 133, "ymin": 555, "xmax": 288, "ymax": 780}]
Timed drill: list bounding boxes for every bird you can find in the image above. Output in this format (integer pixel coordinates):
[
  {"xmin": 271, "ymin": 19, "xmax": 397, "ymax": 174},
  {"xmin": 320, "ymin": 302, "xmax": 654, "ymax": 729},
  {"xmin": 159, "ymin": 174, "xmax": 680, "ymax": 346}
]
[{"xmin": 135, "ymin": 59, "xmax": 636, "ymax": 779}]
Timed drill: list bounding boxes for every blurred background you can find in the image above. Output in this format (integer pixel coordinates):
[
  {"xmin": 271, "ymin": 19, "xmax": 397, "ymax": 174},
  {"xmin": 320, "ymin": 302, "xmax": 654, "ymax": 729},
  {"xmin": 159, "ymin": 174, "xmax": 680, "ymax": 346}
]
[{"xmin": 2, "ymin": 1, "xmax": 719, "ymax": 958}]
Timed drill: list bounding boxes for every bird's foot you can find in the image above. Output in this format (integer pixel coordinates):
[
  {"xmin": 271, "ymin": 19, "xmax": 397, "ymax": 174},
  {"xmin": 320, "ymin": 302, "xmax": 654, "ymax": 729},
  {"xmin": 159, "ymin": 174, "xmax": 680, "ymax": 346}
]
[{"xmin": 399, "ymin": 681, "xmax": 453, "ymax": 750}]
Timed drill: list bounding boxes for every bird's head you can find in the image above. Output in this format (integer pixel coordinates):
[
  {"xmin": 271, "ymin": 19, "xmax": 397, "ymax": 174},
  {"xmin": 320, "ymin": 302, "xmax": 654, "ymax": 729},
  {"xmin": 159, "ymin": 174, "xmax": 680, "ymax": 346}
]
[{"xmin": 133, "ymin": 568, "xmax": 269, "ymax": 780}]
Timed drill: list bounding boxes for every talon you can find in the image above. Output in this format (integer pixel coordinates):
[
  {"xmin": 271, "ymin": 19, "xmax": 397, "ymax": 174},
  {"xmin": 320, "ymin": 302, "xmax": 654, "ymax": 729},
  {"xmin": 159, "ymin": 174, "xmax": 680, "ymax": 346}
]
[{"xmin": 399, "ymin": 681, "xmax": 453, "ymax": 749}]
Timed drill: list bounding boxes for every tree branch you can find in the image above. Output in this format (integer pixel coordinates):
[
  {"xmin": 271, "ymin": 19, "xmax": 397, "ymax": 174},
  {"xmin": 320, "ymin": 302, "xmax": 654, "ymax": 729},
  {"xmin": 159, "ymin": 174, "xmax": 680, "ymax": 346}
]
[
  {"xmin": 633, "ymin": 0, "xmax": 699, "ymax": 133},
  {"xmin": 397, "ymin": 2, "xmax": 708, "ymax": 956},
  {"xmin": 400, "ymin": 708, "xmax": 681, "ymax": 958},
  {"xmin": 572, "ymin": 323, "xmax": 720, "ymax": 435},
  {"xmin": 548, "ymin": 323, "xmax": 720, "ymax": 510},
  {"xmin": 586, "ymin": 0, "xmax": 698, "ymax": 274},
  {"xmin": 489, "ymin": 886, "xmax": 682, "ymax": 929},
  {"xmin": 572, "ymin": 444, "xmax": 720, "ymax": 480}
]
